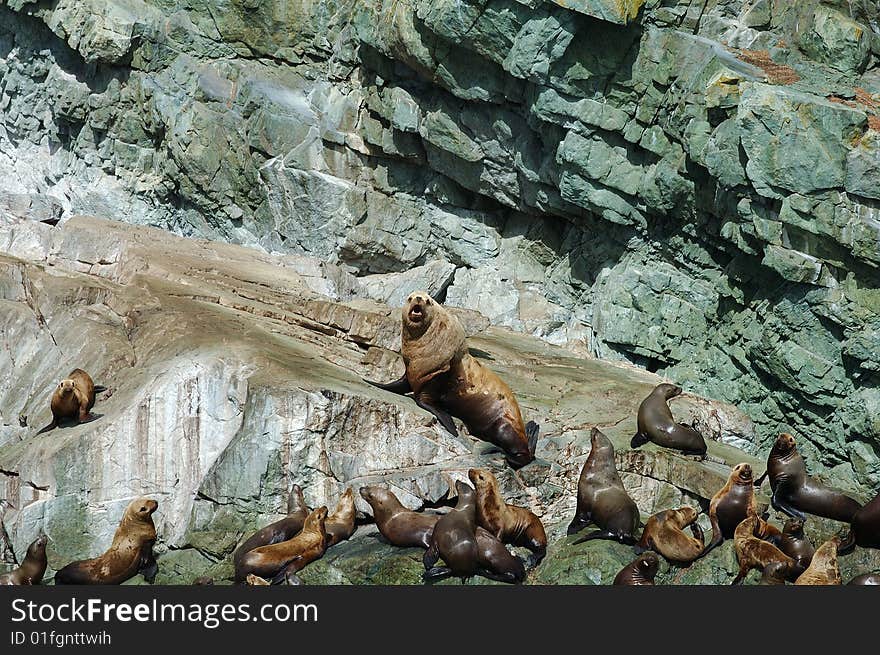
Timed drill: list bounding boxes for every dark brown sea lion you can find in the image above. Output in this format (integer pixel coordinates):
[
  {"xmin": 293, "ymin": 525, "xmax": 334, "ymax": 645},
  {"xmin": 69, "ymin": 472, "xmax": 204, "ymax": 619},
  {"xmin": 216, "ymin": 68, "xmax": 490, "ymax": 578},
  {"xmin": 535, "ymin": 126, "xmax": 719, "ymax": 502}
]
[
  {"xmin": 731, "ymin": 516, "xmax": 797, "ymax": 585},
  {"xmin": 55, "ymin": 497, "xmax": 158, "ymax": 585},
  {"xmin": 840, "ymin": 489, "xmax": 880, "ymax": 553},
  {"xmin": 235, "ymin": 506, "xmax": 328, "ymax": 585},
  {"xmin": 325, "ymin": 487, "xmax": 356, "ymax": 547},
  {"xmin": 468, "ymin": 467, "xmax": 547, "ymax": 566},
  {"xmin": 794, "ymin": 538, "xmax": 841, "ymax": 585},
  {"xmin": 847, "ymin": 573, "xmax": 880, "ymax": 585},
  {"xmin": 0, "ymin": 535, "xmax": 48, "ymax": 585},
  {"xmin": 777, "ymin": 518, "xmax": 814, "ymax": 570},
  {"xmin": 754, "ymin": 433, "xmax": 862, "ymax": 523},
  {"xmin": 474, "ymin": 527, "xmax": 525, "ymax": 583},
  {"xmin": 36, "ymin": 369, "xmax": 103, "ymax": 434},
  {"xmin": 613, "ymin": 551, "xmax": 659, "ymax": 585},
  {"xmin": 567, "ymin": 427, "xmax": 639, "ymax": 545},
  {"xmin": 359, "ymin": 486, "xmax": 439, "ymax": 549},
  {"xmin": 758, "ymin": 561, "xmax": 790, "ymax": 585},
  {"xmin": 232, "ymin": 485, "xmax": 311, "ymax": 569},
  {"xmin": 702, "ymin": 463, "xmax": 768, "ymax": 555},
  {"xmin": 636, "ymin": 507, "xmax": 704, "ymax": 563},
  {"xmin": 365, "ymin": 291, "xmax": 538, "ymax": 469},
  {"xmin": 630, "ymin": 383, "xmax": 707, "ymax": 458}
]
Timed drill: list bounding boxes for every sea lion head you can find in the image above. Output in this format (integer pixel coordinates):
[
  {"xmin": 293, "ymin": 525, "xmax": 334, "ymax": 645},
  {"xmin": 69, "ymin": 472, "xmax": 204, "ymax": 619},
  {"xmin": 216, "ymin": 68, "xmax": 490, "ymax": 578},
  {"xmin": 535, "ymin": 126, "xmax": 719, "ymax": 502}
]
[
  {"xmin": 772, "ymin": 433, "xmax": 797, "ymax": 456},
  {"xmin": 454, "ymin": 480, "xmax": 475, "ymax": 506},
  {"xmin": 589, "ymin": 427, "xmax": 613, "ymax": 454},
  {"xmin": 402, "ymin": 291, "xmax": 438, "ymax": 337},
  {"xmin": 655, "ymin": 383, "xmax": 683, "ymax": 399},
  {"xmin": 57, "ymin": 379, "xmax": 76, "ymax": 395},
  {"xmin": 27, "ymin": 534, "xmax": 48, "ymax": 558},
  {"xmin": 127, "ymin": 497, "xmax": 158, "ymax": 522},
  {"xmin": 731, "ymin": 462, "xmax": 753, "ymax": 484},
  {"xmin": 359, "ymin": 485, "xmax": 398, "ymax": 510},
  {"xmin": 672, "ymin": 506, "xmax": 699, "ymax": 525},
  {"xmin": 287, "ymin": 484, "xmax": 309, "ymax": 515},
  {"xmin": 783, "ymin": 518, "xmax": 805, "ymax": 535},
  {"xmin": 636, "ymin": 551, "xmax": 659, "ymax": 577},
  {"xmin": 467, "ymin": 468, "xmax": 496, "ymax": 492},
  {"xmin": 304, "ymin": 506, "xmax": 329, "ymax": 532}
]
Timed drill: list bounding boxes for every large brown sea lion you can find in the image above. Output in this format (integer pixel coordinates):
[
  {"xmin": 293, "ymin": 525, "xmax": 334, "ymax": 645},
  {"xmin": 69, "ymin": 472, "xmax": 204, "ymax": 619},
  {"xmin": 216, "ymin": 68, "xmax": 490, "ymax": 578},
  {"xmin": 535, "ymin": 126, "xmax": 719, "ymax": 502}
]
[
  {"xmin": 567, "ymin": 427, "xmax": 640, "ymax": 545},
  {"xmin": 613, "ymin": 551, "xmax": 659, "ymax": 585},
  {"xmin": 468, "ymin": 467, "xmax": 547, "ymax": 566},
  {"xmin": 235, "ymin": 506, "xmax": 328, "ymax": 585},
  {"xmin": 325, "ymin": 487, "xmax": 357, "ymax": 547},
  {"xmin": 365, "ymin": 291, "xmax": 538, "ymax": 469},
  {"xmin": 702, "ymin": 463, "xmax": 771, "ymax": 555},
  {"xmin": 36, "ymin": 369, "xmax": 104, "ymax": 434},
  {"xmin": 232, "ymin": 485, "xmax": 311, "ymax": 569},
  {"xmin": 840, "ymin": 489, "xmax": 880, "ymax": 553},
  {"xmin": 630, "ymin": 383, "xmax": 707, "ymax": 458},
  {"xmin": 755, "ymin": 433, "xmax": 862, "ymax": 523},
  {"xmin": 55, "ymin": 497, "xmax": 158, "ymax": 585},
  {"xmin": 794, "ymin": 538, "xmax": 841, "ymax": 585},
  {"xmin": 777, "ymin": 518, "xmax": 814, "ymax": 570},
  {"xmin": 731, "ymin": 516, "xmax": 797, "ymax": 585},
  {"xmin": 359, "ymin": 486, "xmax": 439, "ymax": 549},
  {"xmin": 424, "ymin": 480, "xmax": 524, "ymax": 583},
  {"xmin": 636, "ymin": 507, "xmax": 704, "ymax": 564},
  {"xmin": 0, "ymin": 535, "xmax": 48, "ymax": 585}
]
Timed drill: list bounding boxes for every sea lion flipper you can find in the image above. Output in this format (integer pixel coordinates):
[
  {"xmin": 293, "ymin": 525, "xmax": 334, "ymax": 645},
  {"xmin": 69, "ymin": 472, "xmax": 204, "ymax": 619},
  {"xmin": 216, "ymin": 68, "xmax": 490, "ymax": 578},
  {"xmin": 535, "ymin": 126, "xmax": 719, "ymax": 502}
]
[
  {"xmin": 35, "ymin": 420, "xmax": 57, "ymax": 435},
  {"xmin": 771, "ymin": 493, "xmax": 806, "ymax": 521},
  {"xmin": 571, "ymin": 529, "xmax": 614, "ymax": 545},
  {"xmin": 630, "ymin": 432, "xmax": 649, "ymax": 448},
  {"xmin": 566, "ymin": 514, "xmax": 591, "ymax": 536},
  {"xmin": 754, "ymin": 470, "xmax": 768, "ymax": 487},
  {"xmin": 139, "ymin": 552, "xmax": 158, "ymax": 584},
  {"xmin": 423, "ymin": 542, "xmax": 440, "ymax": 569},
  {"xmin": 422, "ymin": 566, "xmax": 452, "ymax": 582},
  {"xmin": 691, "ymin": 522, "xmax": 705, "ymax": 544},
  {"xmin": 364, "ymin": 375, "xmax": 412, "ymax": 395},
  {"xmin": 525, "ymin": 421, "xmax": 539, "ymax": 456},
  {"xmin": 93, "ymin": 385, "xmax": 108, "ymax": 393},
  {"xmin": 837, "ymin": 530, "xmax": 855, "ymax": 555},
  {"xmin": 414, "ymin": 398, "xmax": 459, "ymax": 437}
]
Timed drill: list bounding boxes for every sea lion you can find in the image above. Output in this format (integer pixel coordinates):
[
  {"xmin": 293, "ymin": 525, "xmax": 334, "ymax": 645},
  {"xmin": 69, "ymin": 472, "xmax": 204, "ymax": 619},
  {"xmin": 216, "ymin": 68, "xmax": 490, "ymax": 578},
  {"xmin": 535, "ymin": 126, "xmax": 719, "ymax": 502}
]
[
  {"xmin": 636, "ymin": 507, "xmax": 704, "ymax": 564},
  {"xmin": 613, "ymin": 551, "xmax": 659, "ymax": 586},
  {"xmin": 55, "ymin": 497, "xmax": 158, "ymax": 585},
  {"xmin": 246, "ymin": 574, "xmax": 270, "ymax": 586},
  {"xmin": 731, "ymin": 516, "xmax": 796, "ymax": 585},
  {"xmin": 365, "ymin": 291, "xmax": 538, "ymax": 469},
  {"xmin": 474, "ymin": 526, "xmax": 525, "ymax": 583},
  {"xmin": 359, "ymin": 486, "xmax": 439, "ymax": 549},
  {"xmin": 325, "ymin": 487, "xmax": 356, "ymax": 547},
  {"xmin": 777, "ymin": 518, "xmax": 814, "ymax": 570},
  {"xmin": 468, "ymin": 467, "xmax": 547, "ymax": 566},
  {"xmin": 703, "ymin": 463, "xmax": 768, "ymax": 555},
  {"xmin": 758, "ymin": 561, "xmax": 790, "ymax": 586},
  {"xmin": 36, "ymin": 369, "xmax": 101, "ymax": 434},
  {"xmin": 232, "ymin": 485, "xmax": 311, "ymax": 569},
  {"xmin": 754, "ymin": 433, "xmax": 862, "ymax": 523},
  {"xmin": 847, "ymin": 573, "xmax": 880, "ymax": 585},
  {"xmin": 0, "ymin": 535, "xmax": 48, "ymax": 585},
  {"xmin": 234, "ymin": 506, "xmax": 328, "ymax": 585},
  {"xmin": 794, "ymin": 538, "xmax": 841, "ymax": 585},
  {"xmin": 839, "ymin": 489, "xmax": 880, "ymax": 553},
  {"xmin": 630, "ymin": 383, "xmax": 707, "ymax": 458},
  {"xmin": 567, "ymin": 427, "xmax": 639, "ymax": 545}
]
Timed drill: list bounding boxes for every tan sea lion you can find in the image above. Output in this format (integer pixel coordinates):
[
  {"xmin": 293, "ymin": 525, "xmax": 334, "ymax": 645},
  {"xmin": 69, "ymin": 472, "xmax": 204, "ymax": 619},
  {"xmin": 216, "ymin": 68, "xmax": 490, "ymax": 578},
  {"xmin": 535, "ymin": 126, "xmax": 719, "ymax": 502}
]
[
  {"xmin": 755, "ymin": 433, "xmax": 862, "ymax": 523},
  {"xmin": 234, "ymin": 506, "xmax": 328, "ymax": 585},
  {"xmin": 777, "ymin": 518, "xmax": 814, "ymax": 570},
  {"xmin": 0, "ymin": 535, "xmax": 48, "ymax": 585},
  {"xmin": 847, "ymin": 573, "xmax": 880, "ymax": 585},
  {"xmin": 468, "ymin": 467, "xmax": 547, "ymax": 566},
  {"xmin": 794, "ymin": 538, "xmax": 841, "ymax": 585},
  {"xmin": 702, "ymin": 463, "xmax": 767, "ymax": 555},
  {"xmin": 567, "ymin": 427, "xmax": 640, "ymax": 545},
  {"xmin": 232, "ymin": 485, "xmax": 311, "ymax": 569},
  {"xmin": 54, "ymin": 497, "xmax": 158, "ymax": 585},
  {"xmin": 359, "ymin": 486, "xmax": 439, "ymax": 549},
  {"xmin": 36, "ymin": 369, "xmax": 103, "ymax": 434},
  {"xmin": 630, "ymin": 383, "xmax": 707, "ymax": 458},
  {"xmin": 731, "ymin": 516, "xmax": 797, "ymax": 585},
  {"xmin": 840, "ymin": 489, "xmax": 880, "ymax": 553},
  {"xmin": 325, "ymin": 487, "xmax": 356, "ymax": 547},
  {"xmin": 636, "ymin": 507, "xmax": 704, "ymax": 564},
  {"xmin": 613, "ymin": 551, "xmax": 659, "ymax": 585},
  {"xmin": 365, "ymin": 291, "xmax": 538, "ymax": 469}
]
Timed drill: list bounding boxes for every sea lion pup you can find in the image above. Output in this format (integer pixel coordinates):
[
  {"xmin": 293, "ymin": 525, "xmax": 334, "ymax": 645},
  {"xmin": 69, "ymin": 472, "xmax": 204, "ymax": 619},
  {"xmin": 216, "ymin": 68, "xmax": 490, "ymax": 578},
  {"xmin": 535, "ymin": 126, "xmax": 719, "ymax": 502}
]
[
  {"xmin": 232, "ymin": 485, "xmax": 311, "ymax": 569},
  {"xmin": 364, "ymin": 291, "xmax": 538, "ymax": 469},
  {"xmin": 55, "ymin": 497, "xmax": 159, "ymax": 585},
  {"xmin": 847, "ymin": 573, "xmax": 880, "ymax": 585},
  {"xmin": 731, "ymin": 516, "xmax": 797, "ymax": 585},
  {"xmin": 839, "ymin": 489, "xmax": 880, "ymax": 553},
  {"xmin": 0, "ymin": 534, "xmax": 48, "ymax": 585},
  {"xmin": 234, "ymin": 506, "xmax": 328, "ymax": 585},
  {"xmin": 794, "ymin": 538, "xmax": 841, "ymax": 585},
  {"xmin": 325, "ymin": 487, "xmax": 357, "ymax": 547},
  {"xmin": 754, "ymin": 433, "xmax": 862, "ymax": 523},
  {"xmin": 777, "ymin": 518, "xmax": 814, "ymax": 570},
  {"xmin": 613, "ymin": 551, "xmax": 659, "ymax": 585},
  {"xmin": 630, "ymin": 383, "xmax": 707, "ymax": 458},
  {"xmin": 468, "ymin": 467, "xmax": 547, "ymax": 566},
  {"xmin": 567, "ymin": 427, "xmax": 640, "ymax": 545},
  {"xmin": 702, "ymin": 463, "xmax": 773, "ymax": 555},
  {"xmin": 635, "ymin": 507, "xmax": 704, "ymax": 564},
  {"xmin": 359, "ymin": 486, "xmax": 439, "ymax": 549},
  {"xmin": 36, "ymin": 368, "xmax": 102, "ymax": 434},
  {"xmin": 758, "ymin": 561, "xmax": 791, "ymax": 585}
]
